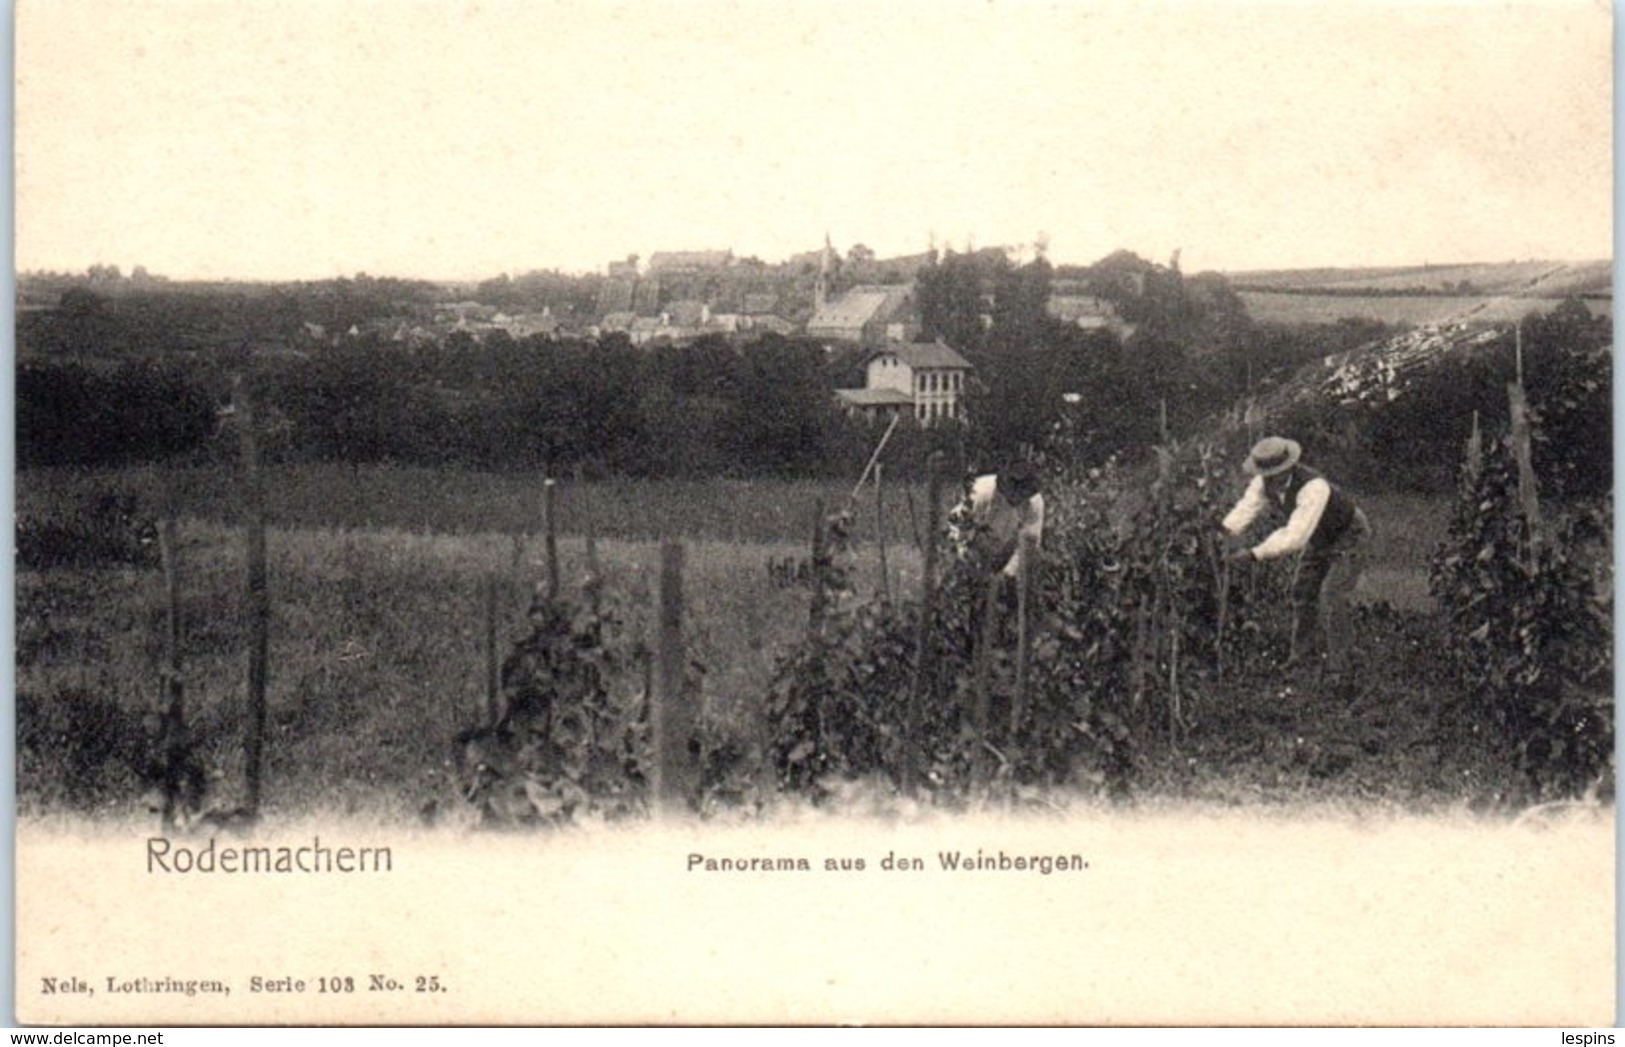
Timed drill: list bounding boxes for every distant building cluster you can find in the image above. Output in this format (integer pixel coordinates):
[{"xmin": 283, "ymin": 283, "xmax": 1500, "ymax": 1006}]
[
  {"xmin": 336, "ymin": 301, "xmax": 566, "ymax": 348},
  {"xmin": 22, "ymin": 238, "xmax": 1156, "ymax": 429},
  {"xmin": 574, "ymin": 240, "xmax": 975, "ymax": 424}
]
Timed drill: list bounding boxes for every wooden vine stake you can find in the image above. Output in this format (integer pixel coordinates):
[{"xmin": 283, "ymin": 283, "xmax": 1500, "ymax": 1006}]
[
  {"xmin": 1168, "ymin": 611, "xmax": 1183, "ymax": 748},
  {"xmin": 806, "ymin": 501, "xmax": 831, "ymax": 753},
  {"xmin": 650, "ymin": 540, "xmax": 695, "ymax": 815},
  {"xmin": 904, "ymin": 452, "xmax": 946, "ymax": 794},
  {"xmin": 235, "ymin": 377, "xmax": 270, "ymax": 818},
  {"xmin": 1009, "ymin": 532, "xmax": 1034, "ymax": 741},
  {"xmin": 809, "ymin": 498, "xmax": 829, "ymax": 630},
  {"xmin": 542, "ymin": 477, "xmax": 561, "ymax": 601},
  {"xmin": 904, "ymin": 483, "xmax": 924, "ymax": 552},
  {"xmin": 971, "ymin": 572, "xmax": 1000, "ymax": 770},
  {"xmin": 156, "ymin": 496, "xmax": 187, "ymax": 831},
  {"xmin": 1465, "ymin": 409, "xmax": 1483, "ymax": 486},
  {"xmin": 1205, "ymin": 451, "xmax": 1232, "ymax": 686},
  {"xmin": 874, "ymin": 462, "xmax": 890, "ymax": 601},
  {"xmin": 849, "ymin": 412, "xmax": 901, "ymax": 503},
  {"xmin": 1129, "ymin": 599, "xmax": 1149, "ymax": 712},
  {"xmin": 584, "ymin": 511, "xmax": 602, "ymax": 617},
  {"xmin": 509, "ymin": 533, "xmax": 524, "ymax": 602},
  {"xmin": 483, "ymin": 572, "xmax": 501, "ymax": 725},
  {"xmin": 1507, "ymin": 325, "xmax": 1545, "ymax": 557}
]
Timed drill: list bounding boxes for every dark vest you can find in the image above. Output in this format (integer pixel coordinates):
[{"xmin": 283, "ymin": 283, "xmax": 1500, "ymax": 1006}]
[{"xmin": 1275, "ymin": 465, "xmax": 1359, "ymax": 551}]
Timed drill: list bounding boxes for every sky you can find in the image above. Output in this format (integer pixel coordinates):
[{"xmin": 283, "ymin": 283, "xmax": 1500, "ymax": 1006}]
[{"xmin": 13, "ymin": 0, "xmax": 1615, "ymax": 282}]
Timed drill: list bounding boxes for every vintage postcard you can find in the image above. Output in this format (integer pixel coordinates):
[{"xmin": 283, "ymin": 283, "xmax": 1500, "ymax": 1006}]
[{"xmin": 12, "ymin": 0, "xmax": 1615, "ymax": 1027}]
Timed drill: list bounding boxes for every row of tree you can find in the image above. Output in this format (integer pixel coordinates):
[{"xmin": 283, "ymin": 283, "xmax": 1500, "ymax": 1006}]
[
  {"xmin": 15, "ymin": 252, "xmax": 1611, "ymax": 498},
  {"xmin": 21, "ymin": 274, "xmax": 445, "ymax": 357},
  {"xmin": 18, "ymin": 334, "xmax": 963, "ymax": 478},
  {"xmin": 914, "ymin": 250, "xmax": 1395, "ymax": 465}
]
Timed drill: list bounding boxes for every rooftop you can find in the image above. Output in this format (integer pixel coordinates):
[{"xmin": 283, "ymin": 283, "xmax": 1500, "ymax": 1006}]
[{"xmin": 872, "ymin": 338, "xmax": 972, "ymax": 370}]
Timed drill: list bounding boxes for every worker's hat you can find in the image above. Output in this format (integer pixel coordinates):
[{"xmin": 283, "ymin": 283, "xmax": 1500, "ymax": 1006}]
[{"xmin": 1244, "ymin": 436, "xmax": 1302, "ymax": 477}]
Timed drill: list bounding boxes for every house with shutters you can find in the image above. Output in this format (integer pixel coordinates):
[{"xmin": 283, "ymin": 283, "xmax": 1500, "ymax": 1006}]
[{"xmin": 835, "ymin": 338, "xmax": 973, "ymax": 426}]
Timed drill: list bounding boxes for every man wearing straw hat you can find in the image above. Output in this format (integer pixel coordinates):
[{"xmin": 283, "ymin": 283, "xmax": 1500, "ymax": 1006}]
[
  {"xmin": 1221, "ymin": 436, "xmax": 1372, "ymax": 697},
  {"xmin": 953, "ymin": 459, "xmax": 1045, "ymax": 579}
]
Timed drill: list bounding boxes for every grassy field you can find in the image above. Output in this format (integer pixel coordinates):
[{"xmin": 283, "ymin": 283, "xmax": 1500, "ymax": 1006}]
[
  {"xmin": 15, "ymin": 466, "xmax": 1464, "ymax": 824},
  {"xmin": 17, "ymin": 462, "xmax": 1449, "ymax": 601},
  {"xmin": 1227, "ymin": 259, "xmax": 1612, "ymax": 296},
  {"xmin": 14, "ymin": 520, "xmax": 867, "ymax": 820},
  {"xmin": 15, "ymin": 466, "xmax": 936, "ymax": 822},
  {"xmin": 1238, "ymin": 291, "xmax": 1612, "ymax": 327},
  {"xmin": 15, "ymin": 464, "xmax": 934, "ymax": 545}
]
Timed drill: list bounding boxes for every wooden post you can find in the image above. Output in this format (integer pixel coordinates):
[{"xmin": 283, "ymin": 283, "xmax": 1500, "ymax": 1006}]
[
  {"xmin": 157, "ymin": 509, "xmax": 186, "ymax": 831},
  {"xmin": 904, "ymin": 453, "xmax": 946, "ymax": 794},
  {"xmin": 1214, "ymin": 546, "xmax": 1232, "ymax": 686},
  {"xmin": 1130, "ymin": 597, "xmax": 1149, "ymax": 712},
  {"xmin": 1515, "ymin": 321, "xmax": 1525, "ymax": 386},
  {"xmin": 1010, "ymin": 533, "xmax": 1033, "ymax": 741},
  {"xmin": 584, "ymin": 512, "xmax": 602, "ymax": 615},
  {"xmin": 807, "ymin": 501, "xmax": 831, "ymax": 753},
  {"xmin": 542, "ymin": 478, "xmax": 560, "ymax": 601},
  {"xmin": 235, "ymin": 377, "xmax": 270, "ymax": 817},
  {"xmin": 640, "ymin": 648, "xmax": 654, "ymax": 724},
  {"xmin": 809, "ymin": 498, "xmax": 828, "ymax": 626},
  {"xmin": 1168, "ymin": 612, "xmax": 1182, "ymax": 748},
  {"xmin": 875, "ymin": 463, "xmax": 890, "ymax": 601},
  {"xmin": 1208, "ymin": 442, "xmax": 1231, "ymax": 685},
  {"xmin": 159, "ymin": 509, "xmax": 184, "ymax": 720},
  {"xmin": 970, "ymin": 569, "xmax": 1002, "ymax": 781},
  {"xmin": 1507, "ymin": 381, "xmax": 1544, "ymax": 553},
  {"xmin": 903, "ymin": 484, "xmax": 924, "ymax": 551},
  {"xmin": 1466, "ymin": 409, "xmax": 1483, "ymax": 482},
  {"xmin": 650, "ymin": 540, "xmax": 694, "ymax": 814},
  {"xmin": 483, "ymin": 572, "xmax": 501, "ymax": 725},
  {"xmin": 849, "ymin": 412, "xmax": 902, "ymax": 504},
  {"xmin": 1508, "ymin": 323, "xmax": 1540, "ymax": 552}
]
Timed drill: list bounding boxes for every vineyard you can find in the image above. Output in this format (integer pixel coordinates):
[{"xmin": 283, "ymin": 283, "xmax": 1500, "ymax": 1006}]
[
  {"xmin": 14, "ymin": 428, "xmax": 1609, "ymax": 831},
  {"xmin": 13, "ymin": 314, "xmax": 1614, "ymax": 829}
]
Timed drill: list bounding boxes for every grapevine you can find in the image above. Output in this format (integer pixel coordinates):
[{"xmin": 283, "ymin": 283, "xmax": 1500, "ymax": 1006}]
[
  {"xmin": 1430, "ymin": 424, "xmax": 1613, "ymax": 801},
  {"xmin": 452, "ymin": 578, "xmax": 652, "ymax": 827}
]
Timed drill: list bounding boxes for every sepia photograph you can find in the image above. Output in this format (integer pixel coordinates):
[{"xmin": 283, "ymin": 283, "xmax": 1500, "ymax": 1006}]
[{"xmin": 11, "ymin": 0, "xmax": 1616, "ymax": 1027}]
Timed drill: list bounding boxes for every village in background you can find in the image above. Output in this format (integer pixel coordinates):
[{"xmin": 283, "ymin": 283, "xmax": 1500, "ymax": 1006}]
[{"xmin": 13, "ymin": 243, "xmax": 1613, "ymax": 495}]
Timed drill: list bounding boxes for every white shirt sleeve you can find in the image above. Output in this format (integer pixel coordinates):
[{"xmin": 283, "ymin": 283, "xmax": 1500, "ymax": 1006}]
[
  {"xmin": 1221, "ymin": 475, "xmax": 1267, "ymax": 535},
  {"xmin": 968, "ymin": 474, "xmax": 998, "ymax": 511},
  {"xmin": 1003, "ymin": 493, "xmax": 1045, "ymax": 577},
  {"xmin": 949, "ymin": 475, "xmax": 994, "ymax": 561},
  {"xmin": 1025, "ymin": 493, "xmax": 1044, "ymax": 547},
  {"xmin": 1251, "ymin": 478, "xmax": 1330, "ymax": 560}
]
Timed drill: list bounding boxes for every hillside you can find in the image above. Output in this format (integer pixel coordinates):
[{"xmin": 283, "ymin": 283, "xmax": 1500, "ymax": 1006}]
[
  {"xmin": 1225, "ymin": 259, "xmax": 1612, "ymax": 328},
  {"xmin": 1224, "ymin": 290, "xmax": 1613, "ymax": 500},
  {"xmin": 1225, "ymin": 259, "xmax": 1612, "ymax": 296},
  {"xmin": 1238, "ymin": 289, "xmax": 1614, "ymax": 327},
  {"xmin": 1255, "ymin": 321, "xmax": 1505, "ymax": 417}
]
